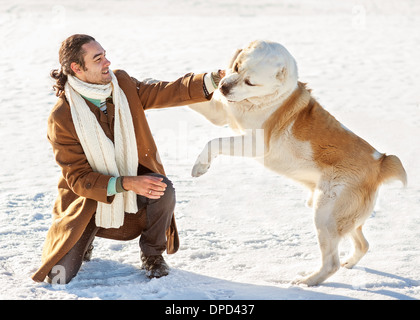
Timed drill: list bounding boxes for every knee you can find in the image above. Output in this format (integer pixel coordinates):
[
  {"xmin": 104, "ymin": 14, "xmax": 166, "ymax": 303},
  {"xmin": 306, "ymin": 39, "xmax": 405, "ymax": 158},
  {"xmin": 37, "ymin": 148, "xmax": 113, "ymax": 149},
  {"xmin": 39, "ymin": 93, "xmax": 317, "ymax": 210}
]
[
  {"xmin": 148, "ymin": 173, "xmax": 175, "ymax": 204},
  {"xmin": 162, "ymin": 176, "xmax": 175, "ymax": 200}
]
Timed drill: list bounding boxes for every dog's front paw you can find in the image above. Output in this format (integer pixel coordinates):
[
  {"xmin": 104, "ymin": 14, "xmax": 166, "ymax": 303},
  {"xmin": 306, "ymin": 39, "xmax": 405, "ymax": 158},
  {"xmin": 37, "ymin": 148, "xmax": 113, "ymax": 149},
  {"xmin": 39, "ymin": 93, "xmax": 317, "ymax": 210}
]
[
  {"xmin": 191, "ymin": 161, "xmax": 211, "ymax": 177},
  {"xmin": 192, "ymin": 142, "xmax": 215, "ymax": 177}
]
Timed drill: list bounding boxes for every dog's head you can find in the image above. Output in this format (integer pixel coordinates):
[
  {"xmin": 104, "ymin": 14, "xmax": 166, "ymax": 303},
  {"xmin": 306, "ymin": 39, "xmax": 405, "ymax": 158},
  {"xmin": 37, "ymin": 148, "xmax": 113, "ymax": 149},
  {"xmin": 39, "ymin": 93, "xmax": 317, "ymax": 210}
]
[{"xmin": 219, "ymin": 40, "xmax": 298, "ymax": 104}]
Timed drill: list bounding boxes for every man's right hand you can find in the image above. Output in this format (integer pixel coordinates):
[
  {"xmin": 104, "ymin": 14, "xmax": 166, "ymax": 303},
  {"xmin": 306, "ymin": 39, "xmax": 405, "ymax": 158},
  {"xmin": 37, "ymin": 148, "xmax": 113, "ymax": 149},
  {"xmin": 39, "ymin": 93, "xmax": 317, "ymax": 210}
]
[{"xmin": 123, "ymin": 175, "xmax": 167, "ymax": 199}]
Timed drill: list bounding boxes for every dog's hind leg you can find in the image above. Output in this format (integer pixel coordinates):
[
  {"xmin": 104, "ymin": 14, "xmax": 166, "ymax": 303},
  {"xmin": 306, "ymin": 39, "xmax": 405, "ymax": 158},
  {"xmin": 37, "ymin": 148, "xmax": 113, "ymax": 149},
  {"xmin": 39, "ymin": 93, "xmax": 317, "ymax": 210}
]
[
  {"xmin": 295, "ymin": 227, "xmax": 341, "ymax": 286},
  {"xmin": 342, "ymin": 225, "xmax": 369, "ymax": 269},
  {"xmin": 294, "ymin": 187, "xmax": 341, "ymax": 286},
  {"xmin": 340, "ymin": 186, "xmax": 377, "ymax": 269}
]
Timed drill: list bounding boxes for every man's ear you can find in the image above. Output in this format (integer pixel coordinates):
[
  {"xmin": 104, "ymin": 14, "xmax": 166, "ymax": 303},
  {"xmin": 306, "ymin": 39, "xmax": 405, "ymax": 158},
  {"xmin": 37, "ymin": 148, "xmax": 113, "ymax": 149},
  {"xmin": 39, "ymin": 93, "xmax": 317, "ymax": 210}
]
[{"xmin": 70, "ymin": 62, "xmax": 83, "ymax": 75}]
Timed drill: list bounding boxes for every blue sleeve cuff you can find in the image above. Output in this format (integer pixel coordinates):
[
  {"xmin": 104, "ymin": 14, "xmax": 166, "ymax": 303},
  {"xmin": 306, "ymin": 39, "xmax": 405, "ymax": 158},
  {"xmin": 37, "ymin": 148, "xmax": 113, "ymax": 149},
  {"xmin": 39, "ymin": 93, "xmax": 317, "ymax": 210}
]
[{"xmin": 107, "ymin": 176, "xmax": 118, "ymax": 196}]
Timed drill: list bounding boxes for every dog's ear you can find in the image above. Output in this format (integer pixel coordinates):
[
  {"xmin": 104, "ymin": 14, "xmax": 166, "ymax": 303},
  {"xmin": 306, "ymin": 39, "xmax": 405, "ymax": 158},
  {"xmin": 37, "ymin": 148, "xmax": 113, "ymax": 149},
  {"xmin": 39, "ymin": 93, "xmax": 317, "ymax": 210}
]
[
  {"xmin": 276, "ymin": 66, "xmax": 287, "ymax": 82},
  {"xmin": 228, "ymin": 49, "xmax": 243, "ymax": 70}
]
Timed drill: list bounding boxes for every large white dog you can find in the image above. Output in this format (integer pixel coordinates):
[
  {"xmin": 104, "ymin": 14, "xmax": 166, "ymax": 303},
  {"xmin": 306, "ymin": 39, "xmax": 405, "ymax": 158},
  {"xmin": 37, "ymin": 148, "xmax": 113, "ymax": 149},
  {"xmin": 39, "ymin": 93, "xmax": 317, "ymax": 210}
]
[{"xmin": 189, "ymin": 40, "xmax": 407, "ymax": 286}]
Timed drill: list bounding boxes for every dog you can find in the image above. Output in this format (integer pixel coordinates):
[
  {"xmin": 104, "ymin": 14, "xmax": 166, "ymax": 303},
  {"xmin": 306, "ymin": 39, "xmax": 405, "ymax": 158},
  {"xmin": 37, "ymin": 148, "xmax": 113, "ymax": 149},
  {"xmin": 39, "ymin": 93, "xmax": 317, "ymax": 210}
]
[{"xmin": 189, "ymin": 40, "xmax": 407, "ymax": 286}]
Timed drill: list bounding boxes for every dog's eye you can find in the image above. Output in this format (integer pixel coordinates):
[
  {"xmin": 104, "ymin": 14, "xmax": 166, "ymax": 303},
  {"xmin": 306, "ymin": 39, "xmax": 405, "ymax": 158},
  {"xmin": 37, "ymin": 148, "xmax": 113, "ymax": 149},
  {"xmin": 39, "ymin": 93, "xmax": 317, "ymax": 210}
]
[
  {"xmin": 244, "ymin": 79, "xmax": 255, "ymax": 86},
  {"xmin": 233, "ymin": 63, "xmax": 239, "ymax": 73}
]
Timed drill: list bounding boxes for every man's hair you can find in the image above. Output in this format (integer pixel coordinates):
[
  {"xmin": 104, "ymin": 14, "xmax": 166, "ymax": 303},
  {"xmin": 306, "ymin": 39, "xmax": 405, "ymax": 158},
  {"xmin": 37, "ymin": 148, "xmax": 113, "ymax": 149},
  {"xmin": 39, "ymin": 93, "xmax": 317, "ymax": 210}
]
[{"xmin": 50, "ymin": 34, "xmax": 95, "ymax": 96}]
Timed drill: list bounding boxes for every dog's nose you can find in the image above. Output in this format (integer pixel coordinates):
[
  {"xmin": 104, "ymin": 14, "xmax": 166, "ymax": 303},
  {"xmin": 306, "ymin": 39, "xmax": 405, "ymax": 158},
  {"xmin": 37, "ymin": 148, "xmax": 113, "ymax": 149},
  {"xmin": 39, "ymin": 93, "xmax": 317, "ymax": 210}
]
[{"xmin": 219, "ymin": 82, "xmax": 230, "ymax": 96}]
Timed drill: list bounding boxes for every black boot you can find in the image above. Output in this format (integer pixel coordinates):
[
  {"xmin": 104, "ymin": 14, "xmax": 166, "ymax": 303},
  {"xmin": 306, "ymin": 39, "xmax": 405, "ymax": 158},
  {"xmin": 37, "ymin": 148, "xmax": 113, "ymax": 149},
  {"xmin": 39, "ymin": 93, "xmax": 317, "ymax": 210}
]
[
  {"xmin": 83, "ymin": 243, "xmax": 94, "ymax": 261},
  {"xmin": 140, "ymin": 252, "xmax": 169, "ymax": 279}
]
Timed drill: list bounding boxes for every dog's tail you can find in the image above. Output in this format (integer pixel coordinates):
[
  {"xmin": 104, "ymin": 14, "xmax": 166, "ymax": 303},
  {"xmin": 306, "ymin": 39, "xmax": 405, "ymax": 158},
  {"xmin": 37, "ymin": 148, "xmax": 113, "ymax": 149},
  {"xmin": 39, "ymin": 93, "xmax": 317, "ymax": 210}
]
[{"xmin": 378, "ymin": 154, "xmax": 407, "ymax": 187}]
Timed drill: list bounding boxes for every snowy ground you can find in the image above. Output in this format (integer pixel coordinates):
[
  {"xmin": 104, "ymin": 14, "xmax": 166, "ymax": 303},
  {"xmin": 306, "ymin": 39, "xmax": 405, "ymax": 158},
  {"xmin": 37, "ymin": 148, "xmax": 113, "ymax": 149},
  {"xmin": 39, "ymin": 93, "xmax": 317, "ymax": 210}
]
[{"xmin": 1, "ymin": 0, "xmax": 419, "ymax": 300}]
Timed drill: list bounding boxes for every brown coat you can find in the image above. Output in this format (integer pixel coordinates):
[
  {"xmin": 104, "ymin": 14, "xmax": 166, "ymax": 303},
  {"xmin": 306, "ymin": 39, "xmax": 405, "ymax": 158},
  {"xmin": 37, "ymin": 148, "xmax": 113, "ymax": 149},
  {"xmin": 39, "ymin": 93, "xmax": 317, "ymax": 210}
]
[{"xmin": 32, "ymin": 70, "xmax": 208, "ymax": 282}]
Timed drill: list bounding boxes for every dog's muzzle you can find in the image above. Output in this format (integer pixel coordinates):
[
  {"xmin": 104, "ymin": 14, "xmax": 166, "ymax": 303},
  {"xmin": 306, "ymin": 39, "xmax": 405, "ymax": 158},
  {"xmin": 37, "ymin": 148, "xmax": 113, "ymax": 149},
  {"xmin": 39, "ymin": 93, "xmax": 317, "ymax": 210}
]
[{"xmin": 219, "ymin": 80, "xmax": 231, "ymax": 96}]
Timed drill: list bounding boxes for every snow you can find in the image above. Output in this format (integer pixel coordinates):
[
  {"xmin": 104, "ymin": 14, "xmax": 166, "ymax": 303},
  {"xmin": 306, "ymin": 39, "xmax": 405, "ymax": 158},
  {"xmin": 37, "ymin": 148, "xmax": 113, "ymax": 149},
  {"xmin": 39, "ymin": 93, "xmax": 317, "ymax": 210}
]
[{"xmin": 1, "ymin": 0, "xmax": 419, "ymax": 300}]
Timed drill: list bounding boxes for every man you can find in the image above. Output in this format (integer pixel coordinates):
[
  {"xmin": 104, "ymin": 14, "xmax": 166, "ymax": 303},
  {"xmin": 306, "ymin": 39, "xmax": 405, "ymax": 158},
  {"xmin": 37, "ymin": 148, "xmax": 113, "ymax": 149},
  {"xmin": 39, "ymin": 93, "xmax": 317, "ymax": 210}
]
[{"xmin": 31, "ymin": 34, "xmax": 223, "ymax": 284}]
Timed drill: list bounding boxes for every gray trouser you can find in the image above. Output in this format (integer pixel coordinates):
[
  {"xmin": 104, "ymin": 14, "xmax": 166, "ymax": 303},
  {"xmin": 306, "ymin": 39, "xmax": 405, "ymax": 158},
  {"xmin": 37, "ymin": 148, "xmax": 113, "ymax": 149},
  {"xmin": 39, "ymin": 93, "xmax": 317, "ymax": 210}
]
[{"xmin": 47, "ymin": 173, "xmax": 175, "ymax": 284}]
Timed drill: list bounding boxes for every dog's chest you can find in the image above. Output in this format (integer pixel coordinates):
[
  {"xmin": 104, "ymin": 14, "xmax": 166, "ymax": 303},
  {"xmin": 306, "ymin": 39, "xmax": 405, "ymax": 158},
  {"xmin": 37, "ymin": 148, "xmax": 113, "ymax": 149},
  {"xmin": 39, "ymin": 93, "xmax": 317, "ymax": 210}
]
[
  {"xmin": 228, "ymin": 106, "xmax": 274, "ymax": 131},
  {"xmin": 262, "ymin": 122, "xmax": 320, "ymax": 182}
]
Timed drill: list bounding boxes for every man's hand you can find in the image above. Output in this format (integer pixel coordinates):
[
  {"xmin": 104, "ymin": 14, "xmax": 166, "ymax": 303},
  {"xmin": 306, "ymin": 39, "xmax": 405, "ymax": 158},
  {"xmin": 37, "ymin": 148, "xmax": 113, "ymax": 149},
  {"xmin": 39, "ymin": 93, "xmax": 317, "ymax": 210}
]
[
  {"xmin": 123, "ymin": 175, "xmax": 167, "ymax": 199},
  {"xmin": 211, "ymin": 70, "xmax": 226, "ymax": 88}
]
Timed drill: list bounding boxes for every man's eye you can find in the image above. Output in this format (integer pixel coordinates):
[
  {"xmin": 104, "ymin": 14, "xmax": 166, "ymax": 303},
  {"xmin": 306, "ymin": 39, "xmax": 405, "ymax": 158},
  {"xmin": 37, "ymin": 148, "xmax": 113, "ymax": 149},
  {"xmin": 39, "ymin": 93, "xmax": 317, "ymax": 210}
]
[{"xmin": 245, "ymin": 79, "xmax": 255, "ymax": 86}]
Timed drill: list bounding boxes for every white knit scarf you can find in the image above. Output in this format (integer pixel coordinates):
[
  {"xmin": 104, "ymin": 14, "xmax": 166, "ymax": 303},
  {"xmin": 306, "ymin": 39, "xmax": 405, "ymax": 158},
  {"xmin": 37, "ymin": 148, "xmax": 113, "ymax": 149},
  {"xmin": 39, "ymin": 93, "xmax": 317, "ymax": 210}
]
[{"xmin": 64, "ymin": 70, "xmax": 138, "ymax": 228}]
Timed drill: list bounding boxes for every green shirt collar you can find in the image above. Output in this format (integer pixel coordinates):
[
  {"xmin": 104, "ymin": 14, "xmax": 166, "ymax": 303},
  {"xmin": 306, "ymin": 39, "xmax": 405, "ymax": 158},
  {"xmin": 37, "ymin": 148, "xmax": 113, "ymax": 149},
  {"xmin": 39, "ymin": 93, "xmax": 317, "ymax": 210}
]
[{"xmin": 81, "ymin": 95, "xmax": 103, "ymax": 108}]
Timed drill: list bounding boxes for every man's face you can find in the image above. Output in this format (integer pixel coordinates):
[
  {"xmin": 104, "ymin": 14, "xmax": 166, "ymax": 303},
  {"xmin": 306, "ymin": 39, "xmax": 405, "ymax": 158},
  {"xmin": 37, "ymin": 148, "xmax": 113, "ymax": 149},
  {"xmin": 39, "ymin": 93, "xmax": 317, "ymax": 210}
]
[{"xmin": 72, "ymin": 41, "xmax": 112, "ymax": 84}]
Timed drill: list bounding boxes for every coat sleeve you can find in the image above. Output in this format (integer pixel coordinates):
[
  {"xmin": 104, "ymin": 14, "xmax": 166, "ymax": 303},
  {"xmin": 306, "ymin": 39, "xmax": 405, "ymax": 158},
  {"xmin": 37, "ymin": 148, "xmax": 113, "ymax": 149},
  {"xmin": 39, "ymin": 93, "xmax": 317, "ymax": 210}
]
[
  {"xmin": 133, "ymin": 72, "xmax": 210, "ymax": 110},
  {"xmin": 47, "ymin": 103, "xmax": 114, "ymax": 204}
]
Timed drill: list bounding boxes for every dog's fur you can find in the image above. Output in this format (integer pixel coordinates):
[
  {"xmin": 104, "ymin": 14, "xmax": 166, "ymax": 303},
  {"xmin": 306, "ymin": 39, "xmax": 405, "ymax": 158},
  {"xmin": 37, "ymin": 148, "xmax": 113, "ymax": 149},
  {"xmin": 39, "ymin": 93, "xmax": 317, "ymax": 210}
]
[{"xmin": 189, "ymin": 40, "xmax": 407, "ymax": 286}]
